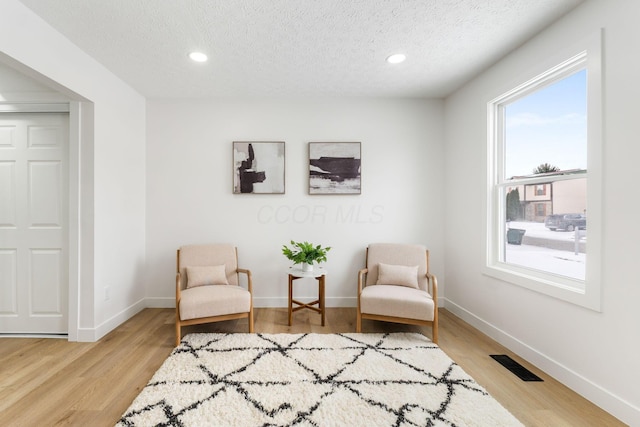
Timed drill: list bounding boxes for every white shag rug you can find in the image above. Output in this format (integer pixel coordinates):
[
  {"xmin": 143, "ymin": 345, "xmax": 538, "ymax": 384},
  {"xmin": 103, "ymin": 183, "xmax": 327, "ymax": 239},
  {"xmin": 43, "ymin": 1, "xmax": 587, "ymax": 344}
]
[{"xmin": 117, "ymin": 333, "xmax": 523, "ymax": 426}]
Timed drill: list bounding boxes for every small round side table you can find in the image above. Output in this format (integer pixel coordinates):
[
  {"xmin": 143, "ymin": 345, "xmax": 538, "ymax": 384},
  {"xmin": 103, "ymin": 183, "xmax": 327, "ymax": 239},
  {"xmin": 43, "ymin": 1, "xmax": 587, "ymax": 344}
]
[{"xmin": 288, "ymin": 266, "xmax": 326, "ymax": 326}]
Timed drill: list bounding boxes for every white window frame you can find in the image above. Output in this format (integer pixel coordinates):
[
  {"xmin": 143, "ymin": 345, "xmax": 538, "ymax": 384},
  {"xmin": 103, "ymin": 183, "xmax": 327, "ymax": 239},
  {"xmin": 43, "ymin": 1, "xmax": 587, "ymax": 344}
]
[{"xmin": 485, "ymin": 31, "xmax": 603, "ymax": 311}]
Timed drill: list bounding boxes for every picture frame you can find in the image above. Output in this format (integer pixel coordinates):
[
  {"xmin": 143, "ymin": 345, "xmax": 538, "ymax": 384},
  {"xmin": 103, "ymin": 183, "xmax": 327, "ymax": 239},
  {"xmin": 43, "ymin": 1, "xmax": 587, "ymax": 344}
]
[
  {"xmin": 309, "ymin": 142, "xmax": 361, "ymax": 194},
  {"xmin": 233, "ymin": 141, "xmax": 285, "ymax": 194}
]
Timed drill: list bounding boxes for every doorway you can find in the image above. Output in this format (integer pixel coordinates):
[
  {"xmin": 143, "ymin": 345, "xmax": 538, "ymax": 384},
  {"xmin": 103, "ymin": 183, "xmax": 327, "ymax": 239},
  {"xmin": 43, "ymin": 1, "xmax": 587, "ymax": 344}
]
[{"xmin": 0, "ymin": 112, "xmax": 69, "ymax": 334}]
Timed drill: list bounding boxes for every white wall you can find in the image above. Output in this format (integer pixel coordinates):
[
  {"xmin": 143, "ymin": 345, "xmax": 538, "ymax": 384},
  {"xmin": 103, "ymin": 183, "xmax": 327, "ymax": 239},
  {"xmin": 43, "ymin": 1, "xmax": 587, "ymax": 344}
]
[
  {"xmin": 146, "ymin": 98, "xmax": 445, "ymax": 308},
  {"xmin": 444, "ymin": 0, "xmax": 640, "ymax": 424},
  {"xmin": 0, "ymin": 62, "xmax": 67, "ymax": 102},
  {"xmin": 0, "ymin": 0, "xmax": 147, "ymax": 340}
]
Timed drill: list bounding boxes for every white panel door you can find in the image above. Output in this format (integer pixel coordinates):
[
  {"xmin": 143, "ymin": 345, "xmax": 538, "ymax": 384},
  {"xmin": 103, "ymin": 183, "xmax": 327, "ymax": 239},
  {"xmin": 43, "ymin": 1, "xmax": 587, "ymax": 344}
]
[{"xmin": 0, "ymin": 113, "xmax": 69, "ymax": 334}]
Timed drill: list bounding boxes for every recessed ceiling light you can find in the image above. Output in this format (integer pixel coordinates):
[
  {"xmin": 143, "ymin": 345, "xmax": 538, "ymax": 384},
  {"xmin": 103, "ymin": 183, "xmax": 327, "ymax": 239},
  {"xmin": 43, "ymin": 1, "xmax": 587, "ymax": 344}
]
[
  {"xmin": 386, "ymin": 53, "xmax": 406, "ymax": 64},
  {"xmin": 189, "ymin": 52, "xmax": 208, "ymax": 63}
]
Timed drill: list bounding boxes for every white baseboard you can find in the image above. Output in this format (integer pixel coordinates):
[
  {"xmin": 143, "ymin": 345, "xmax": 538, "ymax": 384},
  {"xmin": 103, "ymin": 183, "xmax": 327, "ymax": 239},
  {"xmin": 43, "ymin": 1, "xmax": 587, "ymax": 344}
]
[
  {"xmin": 146, "ymin": 297, "xmax": 446, "ymax": 309},
  {"xmin": 73, "ymin": 295, "xmax": 443, "ymax": 342},
  {"xmin": 253, "ymin": 296, "xmax": 358, "ymax": 308},
  {"xmin": 145, "ymin": 297, "xmax": 175, "ymax": 308},
  {"xmin": 145, "ymin": 296, "xmax": 359, "ymax": 308},
  {"xmin": 76, "ymin": 298, "xmax": 146, "ymax": 342},
  {"xmin": 444, "ymin": 298, "xmax": 638, "ymax": 426}
]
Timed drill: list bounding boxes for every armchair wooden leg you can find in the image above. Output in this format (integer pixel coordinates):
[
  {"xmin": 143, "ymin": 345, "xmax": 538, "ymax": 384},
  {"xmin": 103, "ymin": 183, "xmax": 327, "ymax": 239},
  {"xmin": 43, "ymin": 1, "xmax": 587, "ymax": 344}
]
[
  {"xmin": 248, "ymin": 308, "xmax": 254, "ymax": 333},
  {"xmin": 356, "ymin": 311, "xmax": 362, "ymax": 333},
  {"xmin": 175, "ymin": 322, "xmax": 181, "ymax": 347},
  {"xmin": 432, "ymin": 308, "xmax": 439, "ymax": 344}
]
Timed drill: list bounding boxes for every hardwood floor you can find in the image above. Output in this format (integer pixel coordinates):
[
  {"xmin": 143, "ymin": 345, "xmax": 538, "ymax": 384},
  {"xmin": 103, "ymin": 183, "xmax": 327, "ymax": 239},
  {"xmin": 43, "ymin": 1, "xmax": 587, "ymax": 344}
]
[{"xmin": 0, "ymin": 308, "xmax": 624, "ymax": 426}]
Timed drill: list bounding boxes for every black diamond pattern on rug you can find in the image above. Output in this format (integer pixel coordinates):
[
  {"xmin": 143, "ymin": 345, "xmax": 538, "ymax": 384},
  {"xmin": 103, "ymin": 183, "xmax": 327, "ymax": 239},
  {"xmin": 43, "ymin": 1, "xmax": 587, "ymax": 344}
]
[{"xmin": 117, "ymin": 333, "xmax": 523, "ymax": 426}]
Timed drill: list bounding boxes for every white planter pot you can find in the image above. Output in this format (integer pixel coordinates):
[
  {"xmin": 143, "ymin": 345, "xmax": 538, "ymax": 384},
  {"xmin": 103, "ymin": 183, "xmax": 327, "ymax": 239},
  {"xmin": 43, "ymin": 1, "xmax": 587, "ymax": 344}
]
[{"xmin": 302, "ymin": 262, "xmax": 313, "ymax": 272}]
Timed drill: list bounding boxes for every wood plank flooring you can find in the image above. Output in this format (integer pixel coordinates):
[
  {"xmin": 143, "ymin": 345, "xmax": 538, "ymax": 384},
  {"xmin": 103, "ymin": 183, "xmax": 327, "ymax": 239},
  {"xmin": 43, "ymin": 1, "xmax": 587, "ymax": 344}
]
[{"xmin": 0, "ymin": 308, "xmax": 625, "ymax": 426}]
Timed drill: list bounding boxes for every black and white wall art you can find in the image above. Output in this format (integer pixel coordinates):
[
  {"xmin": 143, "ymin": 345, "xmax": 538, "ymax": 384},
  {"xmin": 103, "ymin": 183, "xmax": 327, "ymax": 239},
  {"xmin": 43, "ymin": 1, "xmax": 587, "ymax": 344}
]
[
  {"xmin": 309, "ymin": 142, "xmax": 361, "ymax": 194},
  {"xmin": 233, "ymin": 141, "xmax": 285, "ymax": 194}
]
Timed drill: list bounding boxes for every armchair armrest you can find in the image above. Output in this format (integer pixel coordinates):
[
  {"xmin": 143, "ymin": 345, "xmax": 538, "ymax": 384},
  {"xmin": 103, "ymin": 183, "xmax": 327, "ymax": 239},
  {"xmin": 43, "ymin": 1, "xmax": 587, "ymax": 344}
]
[
  {"xmin": 425, "ymin": 271, "xmax": 438, "ymax": 302},
  {"xmin": 176, "ymin": 272, "xmax": 182, "ymax": 302},
  {"xmin": 237, "ymin": 268, "xmax": 253, "ymax": 294},
  {"xmin": 357, "ymin": 268, "xmax": 368, "ymax": 295}
]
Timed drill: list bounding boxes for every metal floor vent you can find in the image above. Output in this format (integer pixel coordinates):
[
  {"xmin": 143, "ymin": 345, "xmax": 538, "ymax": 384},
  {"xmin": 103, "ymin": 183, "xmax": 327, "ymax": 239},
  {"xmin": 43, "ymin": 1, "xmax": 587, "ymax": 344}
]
[{"xmin": 490, "ymin": 354, "xmax": 543, "ymax": 382}]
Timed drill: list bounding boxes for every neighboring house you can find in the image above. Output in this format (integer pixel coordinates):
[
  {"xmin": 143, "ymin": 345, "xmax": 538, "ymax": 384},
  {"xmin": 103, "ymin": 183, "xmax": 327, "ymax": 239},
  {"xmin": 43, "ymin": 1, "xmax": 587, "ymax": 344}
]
[{"xmin": 507, "ymin": 170, "xmax": 587, "ymax": 222}]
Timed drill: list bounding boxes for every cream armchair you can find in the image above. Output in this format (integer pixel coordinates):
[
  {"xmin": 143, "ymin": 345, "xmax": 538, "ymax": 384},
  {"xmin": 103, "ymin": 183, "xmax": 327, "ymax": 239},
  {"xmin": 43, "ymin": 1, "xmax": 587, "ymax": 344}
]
[
  {"xmin": 357, "ymin": 243, "xmax": 438, "ymax": 343},
  {"xmin": 175, "ymin": 244, "xmax": 254, "ymax": 346}
]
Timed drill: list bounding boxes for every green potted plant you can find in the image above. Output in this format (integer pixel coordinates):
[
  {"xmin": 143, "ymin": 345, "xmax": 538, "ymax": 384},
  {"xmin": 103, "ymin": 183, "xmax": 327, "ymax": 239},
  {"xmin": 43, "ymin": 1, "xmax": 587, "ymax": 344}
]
[{"xmin": 282, "ymin": 240, "xmax": 331, "ymax": 272}]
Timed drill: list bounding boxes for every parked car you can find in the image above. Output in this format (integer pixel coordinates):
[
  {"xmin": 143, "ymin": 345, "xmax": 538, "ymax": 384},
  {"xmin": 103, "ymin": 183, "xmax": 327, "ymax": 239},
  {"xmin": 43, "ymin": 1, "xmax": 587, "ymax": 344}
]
[{"xmin": 544, "ymin": 214, "xmax": 586, "ymax": 231}]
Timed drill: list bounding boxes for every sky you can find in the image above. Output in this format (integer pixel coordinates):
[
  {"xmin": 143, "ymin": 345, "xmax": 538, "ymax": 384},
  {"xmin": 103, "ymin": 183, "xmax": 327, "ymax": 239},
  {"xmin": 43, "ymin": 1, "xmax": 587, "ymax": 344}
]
[{"xmin": 505, "ymin": 69, "xmax": 587, "ymax": 178}]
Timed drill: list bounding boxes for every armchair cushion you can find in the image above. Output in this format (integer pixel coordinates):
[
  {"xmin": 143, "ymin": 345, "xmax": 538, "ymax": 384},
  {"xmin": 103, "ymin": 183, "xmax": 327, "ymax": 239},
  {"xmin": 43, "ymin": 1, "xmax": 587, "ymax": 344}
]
[
  {"xmin": 179, "ymin": 285, "xmax": 251, "ymax": 321},
  {"xmin": 186, "ymin": 265, "xmax": 229, "ymax": 288},
  {"xmin": 365, "ymin": 243, "xmax": 429, "ymax": 292},
  {"xmin": 360, "ymin": 284, "xmax": 435, "ymax": 321},
  {"xmin": 376, "ymin": 263, "xmax": 419, "ymax": 289},
  {"xmin": 178, "ymin": 244, "xmax": 239, "ymax": 288}
]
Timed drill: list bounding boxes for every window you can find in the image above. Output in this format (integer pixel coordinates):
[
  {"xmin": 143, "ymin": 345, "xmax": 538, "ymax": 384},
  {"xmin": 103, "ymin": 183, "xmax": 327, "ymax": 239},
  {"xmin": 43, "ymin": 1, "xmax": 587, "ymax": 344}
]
[{"xmin": 486, "ymin": 32, "xmax": 602, "ymax": 311}]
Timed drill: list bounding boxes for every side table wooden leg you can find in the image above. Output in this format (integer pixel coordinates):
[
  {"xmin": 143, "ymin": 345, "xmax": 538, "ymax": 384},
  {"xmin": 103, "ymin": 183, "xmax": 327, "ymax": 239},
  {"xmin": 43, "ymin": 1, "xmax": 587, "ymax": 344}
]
[
  {"xmin": 288, "ymin": 274, "xmax": 293, "ymax": 326},
  {"xmin": 320, "ymin": 275, "xmax": 325, "ymax": 326}
]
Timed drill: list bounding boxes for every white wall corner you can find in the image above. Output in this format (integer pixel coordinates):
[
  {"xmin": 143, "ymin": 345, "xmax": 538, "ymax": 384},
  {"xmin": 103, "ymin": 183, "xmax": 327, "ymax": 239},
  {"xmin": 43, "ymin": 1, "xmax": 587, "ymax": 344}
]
[
  {"xmin": 75, "ymin": 299, "xmax": 146, "ymax": 342},
  {"xmin": 144, "ymin": 297, "xmax": 176, "ymax": 308}
]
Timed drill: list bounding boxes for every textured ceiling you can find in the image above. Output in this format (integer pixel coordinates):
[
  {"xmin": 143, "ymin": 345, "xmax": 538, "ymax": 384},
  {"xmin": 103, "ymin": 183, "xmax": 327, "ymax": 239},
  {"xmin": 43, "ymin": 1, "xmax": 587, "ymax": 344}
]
[{"xmin": 18, "ymin": 0, "xmax": 584, "ymax": 99}]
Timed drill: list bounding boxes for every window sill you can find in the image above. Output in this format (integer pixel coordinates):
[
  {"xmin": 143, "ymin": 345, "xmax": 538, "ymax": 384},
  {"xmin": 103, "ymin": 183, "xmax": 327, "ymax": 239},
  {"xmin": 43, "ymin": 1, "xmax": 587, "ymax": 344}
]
[{"xmin": 483, "ymin": 263, "xmax": 600, "ymax": 312}]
